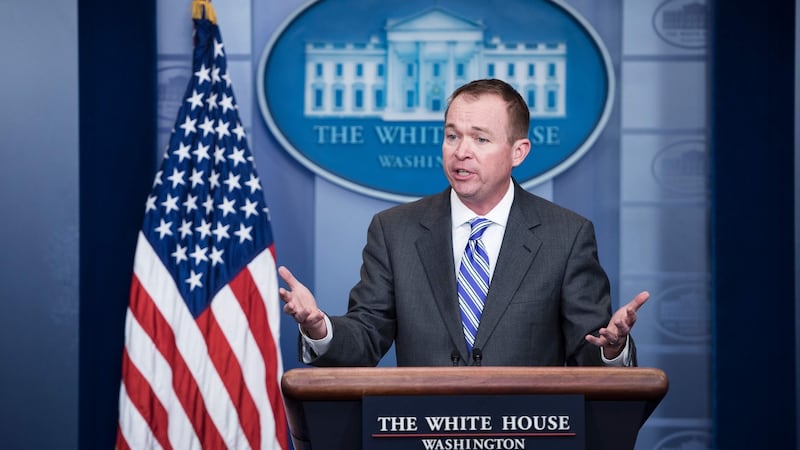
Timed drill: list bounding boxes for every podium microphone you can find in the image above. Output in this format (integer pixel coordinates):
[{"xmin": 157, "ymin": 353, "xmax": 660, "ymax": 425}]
[
  {"xmin": 471, "ymin": 347, "xmax": 482, "ymax": 366},
  {"xmin": 451, "ymin": 351, "xmax": 461, "ymax": 366}
]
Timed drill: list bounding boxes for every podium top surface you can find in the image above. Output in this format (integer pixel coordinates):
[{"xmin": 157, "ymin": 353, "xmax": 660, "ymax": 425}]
[{"xmin": 282, "ymin": 366, "xmax": 668, "ymax": 402}]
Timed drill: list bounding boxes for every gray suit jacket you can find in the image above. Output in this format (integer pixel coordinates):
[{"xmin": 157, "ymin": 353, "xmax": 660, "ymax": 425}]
[{"xmin": 307, "ymin": 181, "xmax": 633, "ymax": 367}]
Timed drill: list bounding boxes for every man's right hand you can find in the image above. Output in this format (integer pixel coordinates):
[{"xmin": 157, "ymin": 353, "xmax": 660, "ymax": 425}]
[{"xmin": 278, "ymin": 266, "xmax": 328, "ymax": 340}]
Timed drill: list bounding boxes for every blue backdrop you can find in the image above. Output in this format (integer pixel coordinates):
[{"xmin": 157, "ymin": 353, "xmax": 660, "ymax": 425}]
[{"xmin": 0, "ymin": 1, "xmax": 795, "ymax": 449}]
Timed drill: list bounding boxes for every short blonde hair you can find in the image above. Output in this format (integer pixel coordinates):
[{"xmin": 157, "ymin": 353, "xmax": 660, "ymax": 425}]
[{"xmin": 445, "ymin": 78, "xmax": 530, "ymax": 143}]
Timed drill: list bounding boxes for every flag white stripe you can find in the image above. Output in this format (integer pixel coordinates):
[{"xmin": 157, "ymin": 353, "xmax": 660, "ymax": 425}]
[
  {"xmin": 248, "ymin": 250, "xmax": 283, "ymax": 363},
  {"xmin": 133, "ymin": 231, "xmax": 249, "ymax": 449},
  {"xmin": 118, "ymin": 383, "xmax": 163, "ymax": 450},
  {"xmin": 247, "ymin": 250, "xmax": 286, "ymax": 449}
]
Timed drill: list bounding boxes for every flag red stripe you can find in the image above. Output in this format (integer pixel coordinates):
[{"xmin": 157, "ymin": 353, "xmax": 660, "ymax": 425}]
[
  {"xmin": 229, "ymin": 264, "xmax": 289, "ymax": 448},
  {"xmin": 129, "ymin": 274, "xmax": 227, "ymax": 450},
  {"xmin": 120, "ymin": 349, "xmax": 173, "ymax": 450},
  {"xmin": 196, "ymin": 308, "xmax": 261, "ymax": 450},
  {"xmin": 116, "ymin": 427, "xmax": 131, "ymax": 450}
]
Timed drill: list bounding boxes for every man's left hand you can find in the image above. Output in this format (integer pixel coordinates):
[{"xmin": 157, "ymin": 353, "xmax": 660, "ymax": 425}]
[{"xmin": 585, "ymin": 291, "xmax": 649, "ymax": 359}]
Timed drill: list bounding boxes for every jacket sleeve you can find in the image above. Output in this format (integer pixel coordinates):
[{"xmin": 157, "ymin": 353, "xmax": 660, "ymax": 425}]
[{"xmin": 303, "ymin": 213, "xmax": 398, "ymax": 367}]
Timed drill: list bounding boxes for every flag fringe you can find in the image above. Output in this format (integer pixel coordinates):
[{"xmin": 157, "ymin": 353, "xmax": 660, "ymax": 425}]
[{"xmin": 192, "ymin": 0, "xmax": 217, "ymax": 24}]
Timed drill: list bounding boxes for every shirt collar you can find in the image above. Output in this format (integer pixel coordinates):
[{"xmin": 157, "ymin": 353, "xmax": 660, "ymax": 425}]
[{"xmin": 450, "ymin": 180, "xmax": 515, "ymax": 228}]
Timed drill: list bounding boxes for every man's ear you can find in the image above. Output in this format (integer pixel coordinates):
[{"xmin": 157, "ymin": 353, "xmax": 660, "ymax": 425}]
[{"xmin": 511, "ymin": 138, "xmax": 531, "ymax": 167}]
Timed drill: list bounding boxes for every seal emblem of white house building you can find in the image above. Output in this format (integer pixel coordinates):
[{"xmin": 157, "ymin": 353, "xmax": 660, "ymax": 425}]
[{"xmin": 258, "ymin": 0, "xmax": 614, "ymax": 202}]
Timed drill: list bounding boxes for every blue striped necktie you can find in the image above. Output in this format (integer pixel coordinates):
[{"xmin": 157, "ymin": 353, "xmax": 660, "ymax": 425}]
[{"xmin": 458, "ymin": 217, "xmax": 492, "ymax": 353}]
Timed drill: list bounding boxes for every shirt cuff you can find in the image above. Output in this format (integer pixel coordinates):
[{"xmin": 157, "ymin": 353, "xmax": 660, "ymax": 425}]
[
  {"xmin": 300, "ymin": 314, "xmax": 333, "ymax": 364},
  {"xmin": 600, "ymin": 335, "xmax": 632, "ymax": 367}
]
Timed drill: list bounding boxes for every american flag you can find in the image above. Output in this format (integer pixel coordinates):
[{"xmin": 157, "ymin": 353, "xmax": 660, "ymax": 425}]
[{"xmin": 116, "ymin": 2, "xmax": 288, "ymax": 449}]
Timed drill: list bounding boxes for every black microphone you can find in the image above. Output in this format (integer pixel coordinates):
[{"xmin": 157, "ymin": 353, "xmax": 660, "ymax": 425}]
[
  {"xmin": 471, "ymin": 347, "xmax": 482, "ymax": 366},
  {"xmin": 451, "ymin": 350, "xmax": 461, "ymax": 366}
]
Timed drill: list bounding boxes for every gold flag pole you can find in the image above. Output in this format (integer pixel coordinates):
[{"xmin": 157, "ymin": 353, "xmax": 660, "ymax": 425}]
[{"xmin": 191, "ymin": 0, "xmax": 217, "ymax": 24}]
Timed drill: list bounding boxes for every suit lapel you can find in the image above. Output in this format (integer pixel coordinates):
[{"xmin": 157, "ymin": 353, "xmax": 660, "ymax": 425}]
[
  {"xmin": 415, "ymin": 191, "xmax": 467, "ymax": 360},
  {"xmin": 473, "ymin": 186, "xmax": 543, "ymax": 351}
]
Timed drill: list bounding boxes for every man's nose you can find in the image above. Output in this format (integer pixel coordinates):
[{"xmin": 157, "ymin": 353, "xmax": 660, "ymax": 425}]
[{"xmin": 453, "ymin": 139, "xmax": 471, "ymax": 158}]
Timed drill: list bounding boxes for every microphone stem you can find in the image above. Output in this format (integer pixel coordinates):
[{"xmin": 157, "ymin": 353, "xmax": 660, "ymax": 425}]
[{"xmin": 472, "ymin": 348, "xmax": 482, "ymax": 366}]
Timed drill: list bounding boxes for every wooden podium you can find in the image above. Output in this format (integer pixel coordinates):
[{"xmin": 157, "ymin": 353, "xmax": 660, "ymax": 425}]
[{"xmin": 282, "ymin": 367, "xmax": 668, "ymax": 450}]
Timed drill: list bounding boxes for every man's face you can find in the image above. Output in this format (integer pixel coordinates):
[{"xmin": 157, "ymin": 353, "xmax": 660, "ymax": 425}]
[{"xmin": 442, "ymin": 93, "xmax": 530, "ymax": 215}]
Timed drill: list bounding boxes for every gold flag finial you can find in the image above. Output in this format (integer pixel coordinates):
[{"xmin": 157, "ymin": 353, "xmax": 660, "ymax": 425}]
[{"xmin": 192, "ymin": 0, "xmax": 218, "ymax": 24}]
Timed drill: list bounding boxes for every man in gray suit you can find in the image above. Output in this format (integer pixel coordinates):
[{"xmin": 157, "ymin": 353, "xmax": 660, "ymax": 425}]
[{"xmin": 279, "ymin": 79, "xmax": 648, "ymax": 367}]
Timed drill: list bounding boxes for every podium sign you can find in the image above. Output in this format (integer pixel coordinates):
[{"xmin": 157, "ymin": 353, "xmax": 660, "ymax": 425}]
[{"xmin": 363, "ymin": 394, "xmax": 585, "ymax": 450}]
